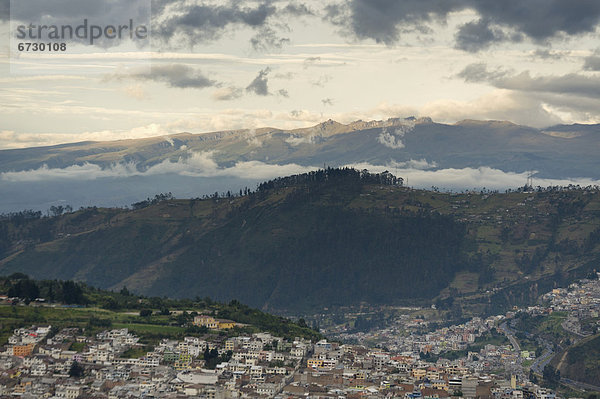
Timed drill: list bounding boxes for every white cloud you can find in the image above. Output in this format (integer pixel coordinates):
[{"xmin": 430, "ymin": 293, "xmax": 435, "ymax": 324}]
[
  {"xmin": 0, "ymin": 124, "xmax": 170, "ymax": 149},
  {"xmin": 0, "ymin": 162, "xmax": 139, "ymax": 182},
  {"xmin": 244, "ymin": 129, "xmax": 265, "ymax": 147},
  {"xmin": 344, "ymin": 163, "xmax": 600, "ymax": 190},
  {"xmin": 388, "ymin": 159, "xmax": 437, "ymax": 170},
  {"xmin": 0, "ymin": 151, "xmax": 317, "ymax": 182},
  {"xmin": 211, "ymin": 86, "xmax": 243, "ymax": 101},
  {"xmin": 376, "ymin": 123, "xmax": 415, "ymax": 149},
  {"xmin": 420, "ymin": 90, "xmax": 564, "ymax": 128},
  {"xmin": 284, "ymin": 124, "xmax": 330, "ymax": 146},
  {"xmin": 2, "ymin": 150, "xmax": 598, "ymax": 192},
  {"xmin": 377, "ymin": 130, "xmax": 404, "ymax": 149},
  {"xmin": 163, "ymin": 136, "xmax": 175, "ymax": 146},
  {"xmin": 285, "ymin": 133, "xmax": 315, "ymax": 146}
]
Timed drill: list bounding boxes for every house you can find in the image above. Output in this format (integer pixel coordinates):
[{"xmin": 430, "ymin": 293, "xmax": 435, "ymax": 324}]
[
  {"xmin": 193, "ymin": 315, "xmax": 218, "ymax": 329},
  {"xmin": 13, "ymin": 343, "xmax": 35, "ymax": 357}
]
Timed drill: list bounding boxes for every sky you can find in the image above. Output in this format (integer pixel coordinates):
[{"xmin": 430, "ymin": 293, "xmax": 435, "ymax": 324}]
[{"xmin": 2, "ymin": 0, "xmax": 600, "ymax": 149}]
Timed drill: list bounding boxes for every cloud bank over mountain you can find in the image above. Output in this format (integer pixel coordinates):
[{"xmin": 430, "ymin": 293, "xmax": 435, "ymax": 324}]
[
  {"xmin": 0, "ymin": 151, "xmax": 316, "ymax": 182},
  {"xmin": 0, "ymin": 117, "xmax": 599, "ymax": 212}
]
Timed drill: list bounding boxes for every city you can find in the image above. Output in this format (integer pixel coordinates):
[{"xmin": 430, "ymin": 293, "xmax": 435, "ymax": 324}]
[{"xmin": 3, "ymin": 273, "xmax": 600, "ymax": 398}]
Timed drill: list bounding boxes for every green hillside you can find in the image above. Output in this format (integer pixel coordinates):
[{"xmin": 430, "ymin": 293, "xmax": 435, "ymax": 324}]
[
  {"xmin": 1, "ymin": 168, "xmax": 600, "ymax": 314},
  {"xmin": 0, "ymin": 274, "xmax": 322, "ymax": 344}
]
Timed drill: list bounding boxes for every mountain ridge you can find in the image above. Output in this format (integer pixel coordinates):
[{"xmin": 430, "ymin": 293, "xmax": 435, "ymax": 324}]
[{"xmin": 2, "ymin": 116, "xmax": 598, "ymax": 164}]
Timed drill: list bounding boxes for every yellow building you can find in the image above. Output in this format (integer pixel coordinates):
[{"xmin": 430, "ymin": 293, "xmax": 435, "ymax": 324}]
[
  {"xmin": 217, "ymin": 320, "xmax": 236, "ymax": 329},
  {"xmin": 355, "ymin": 371, "xmax": 366, "ymax": 380},
  {"xmin": 411, "ymin": 368, "xmax": 427, "ymax": 379},
  {"xmin": 193, "ymin": 315, "xmax": 218, "ymax": 329},
  {"xmin": 224, "ymin": 340, "xmax": 235, "ymax": 351},
  {"xmin": 307, "ymin": 358, "xmax": 323, "ymax": 368},
  {"xmin": 432, "ymin": 380, "xmax": 449, "ymax": 391},
  {"xmin": 175, "ymin": 353, "xmax": 193, "ymax": 370}
]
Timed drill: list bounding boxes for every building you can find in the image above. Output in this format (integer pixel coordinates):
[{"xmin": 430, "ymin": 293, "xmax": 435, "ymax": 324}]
[
  {"xmin": 193, "ymin": 316, "xmax": 218, "ymax": 329},
  {"xmin": 12, "ymin": 343, "xmax": 35, "ymax": 357}
]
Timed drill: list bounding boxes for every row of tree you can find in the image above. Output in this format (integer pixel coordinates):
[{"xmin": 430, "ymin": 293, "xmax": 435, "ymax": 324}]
[
  {"xmin": 256, "ymin": 167, "xmax": 403, "ymax": 192},
  {"xmin": 1, "ymin": 274, "xmax": 85, "ymax": 304}
]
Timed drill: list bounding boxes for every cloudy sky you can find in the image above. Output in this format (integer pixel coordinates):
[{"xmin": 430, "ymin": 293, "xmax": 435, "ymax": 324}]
[{"xmin": 2, "ymin": 0, "xmax": 600, "ymax": 149}]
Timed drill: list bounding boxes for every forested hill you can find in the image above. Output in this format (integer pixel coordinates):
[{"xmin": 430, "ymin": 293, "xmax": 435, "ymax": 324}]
[{"xmin": 1, "ymin": 168, "xmax": 600, "ymax": 315}]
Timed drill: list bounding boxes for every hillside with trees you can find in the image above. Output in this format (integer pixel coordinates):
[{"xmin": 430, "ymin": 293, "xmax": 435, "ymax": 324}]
[
  {"xmin": 0, "ymin": 274, "xmax": 322, "ymax": 343},
  {"xmin": 1, "ymin": 168, "xmax": 599, "ymax": 315}
]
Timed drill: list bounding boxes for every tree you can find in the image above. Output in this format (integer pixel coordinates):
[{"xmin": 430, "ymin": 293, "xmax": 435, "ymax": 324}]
[
  {"xmin": 8, "ymin": 279, "xmax": 40, "ymax": 301},
  {"xmin": 543, "ymin": 364, "xmax": 560, "ymax": 388},
  {"xmin": 69, "ymin": 360, "xmax": 84, "ymax": 378},
  {"xmin": 101, "ymin": 297, "xmax": 119, "ymax": 310},
  {"xmin": 61, "ymin": 281, "xmax": 85, "ymax": 304},
  {"xmin": 297, "ymin": 318, "xmax": 308, "ymax": 328},
  {"xmin": 8, "ymin": 273, "xmax": 29, "ymax": 280},
  {"xmin": 529, "ymin": 370, "xmax": 538, "ymax": 384},
  {"xmin": 140, "ymin": 309, "xmax": 152, "ymax": 317},
  {"xmin": 160, "ymin": 307, "xmax": 170, "ymax": 315},
  {"xmin": 49, "ymin": 205, "xmax": 64, "ymax": 217}
]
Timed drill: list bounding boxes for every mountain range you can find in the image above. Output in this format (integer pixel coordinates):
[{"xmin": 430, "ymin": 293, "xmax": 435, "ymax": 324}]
[{"xmin": 1, "ymin": 117, "xmax": 599, "ymax": 213}]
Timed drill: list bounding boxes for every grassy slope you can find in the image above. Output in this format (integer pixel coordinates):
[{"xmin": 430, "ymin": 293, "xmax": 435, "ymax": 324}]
[{"xmin": 553, "ymin": 334, "xmax": 600, "ymax": 385}]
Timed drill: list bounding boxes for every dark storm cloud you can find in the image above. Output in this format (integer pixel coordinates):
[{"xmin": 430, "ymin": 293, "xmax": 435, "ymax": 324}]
[
  {"xmin": 8, "ymin": 0, "xmax": 151, "ymax": 28},
  {"xmin": 9, "ymin": 0, "xmax": 112, "ymax": 20},
  {"xmin": 501, "ymin": 73, "xmax": 600, "ymax": 98},
  {"xmin": 454, "ymin": 18, "xmax": 506, "ymax": 52},
  {"xmin": 281, "ymin": 3, "xmax": 314, "ymax": 16},
  {"xmin": 246, "ymin": 68, "xmax": 272, "ymax": 96},
  {"xmin": 155, "ymin": 2, "xmax": 276, "ymax": 44},
  {"xmin": 112, "ymin": 64, "xmax": 218, "ymax": 89},
  {"xmin": 7, "ymin": 0, "xmax": 151, "ymax": 48},
  {"xmin": 471, "ymin": 0, "xmax": 600, "ymax": 43},
  {"xmin": 325, "ymin": 0, "xmax": 600, "ymax": 50},
  {"xmin": 458, "ymin": 63, "xmax": 600, "ymax": 99},
  {"xmin": 456, "ymin": 63, "xmax": 508, "ymax": 83},
  {"xmin": 325, "ymin": 0, "xmax": 463, "ymax": 45},
  {"xmin": 10, "ymin": 1, "xmax": 600, "ymax": 52},
  {"xmin": 152, "ymin": 1, "xmax": 313, "ymax": 50}
]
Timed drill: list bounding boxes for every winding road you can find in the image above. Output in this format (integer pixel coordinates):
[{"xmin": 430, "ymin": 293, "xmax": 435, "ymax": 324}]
[{"xmin": 500, "ymin": 321, "xmax": 520, "ymax": 352}]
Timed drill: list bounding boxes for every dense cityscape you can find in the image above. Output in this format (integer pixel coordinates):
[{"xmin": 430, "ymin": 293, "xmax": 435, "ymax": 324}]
[{"xmin": 2, "ymin": 273, "xmax": 600, "ymax": 398}]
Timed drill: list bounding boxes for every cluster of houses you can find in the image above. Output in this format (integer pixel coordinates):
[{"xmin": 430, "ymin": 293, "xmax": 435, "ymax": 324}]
[
  {"xmin": 7, "ymin": 273, "xmax": 599, "ymax": 398},
  {"xmin": 542, "ymin": 273, "xmax": 600, "ymax": 336},
  {"xmin": 0, "ymin": 315, "xmax": 565, "ymax": 399},
  {"xmin": 0, "ymin": 321, "xmax": 308, "ymax": 398},
  {"xmin": 332, "ymin": 313, "xmax": 499, "ymax": 357}
]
